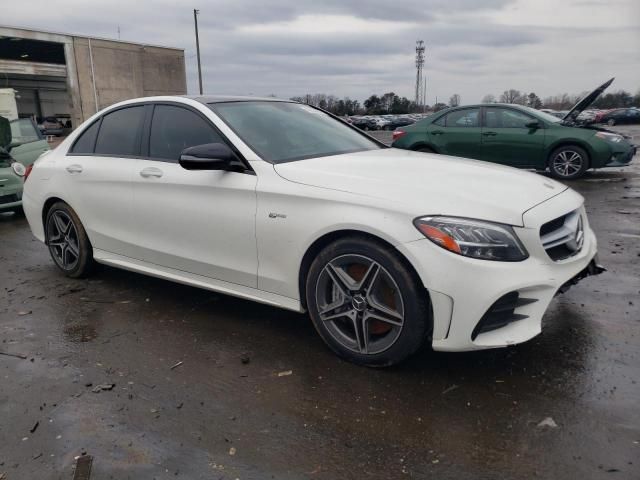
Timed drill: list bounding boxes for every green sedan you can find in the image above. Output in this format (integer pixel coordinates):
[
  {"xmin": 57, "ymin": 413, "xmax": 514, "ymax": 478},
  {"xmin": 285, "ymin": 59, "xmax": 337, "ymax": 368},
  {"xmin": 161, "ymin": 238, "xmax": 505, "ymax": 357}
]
[
  {"xmin": 0, "ymin": 116, "xmax": 50, "ymax": 214},
  {"xmin": 392, "ymin": 79, "xmax": 636, "ymax": 180}
]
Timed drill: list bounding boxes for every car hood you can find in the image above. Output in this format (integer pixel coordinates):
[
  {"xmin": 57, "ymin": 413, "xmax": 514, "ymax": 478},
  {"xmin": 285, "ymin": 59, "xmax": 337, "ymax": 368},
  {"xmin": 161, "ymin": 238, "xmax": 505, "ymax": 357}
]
[
  {"xmin": 563, "ymin": 77, "xmax": 614, "ymax": 123},
  {"xmin": 274, "ymin": 149, "xmax": 568, "ymax": 227}
]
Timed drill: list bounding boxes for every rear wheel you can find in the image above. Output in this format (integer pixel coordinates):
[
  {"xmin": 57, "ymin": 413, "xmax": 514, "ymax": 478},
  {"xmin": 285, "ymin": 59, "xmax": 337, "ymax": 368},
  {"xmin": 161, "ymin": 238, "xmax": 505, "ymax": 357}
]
[
  {"xmin": 548, "ymin": 145, "xmax": 589, "ymax": 180},
  {"xmin": 607, "ymin": 118, "xmax": 616, "ymax": 126},
  {"xmin": 306, "ymin": 237, "xmax": 430, "ymax": 367},
  {"xmin": 45, "ymin": 202, "xmax": 94, "ymax": 278}
]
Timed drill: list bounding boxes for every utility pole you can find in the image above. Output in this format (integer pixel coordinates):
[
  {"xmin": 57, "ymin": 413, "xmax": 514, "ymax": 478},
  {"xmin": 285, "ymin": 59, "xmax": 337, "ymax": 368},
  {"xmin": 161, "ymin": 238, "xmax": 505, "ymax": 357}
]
[
  {"xmin": 194, "ymin": 9, "xmax": 203, "ymax": 95},
  {"xmin": 415, "ymin": 40, "xmax": 425, "ymax": 111}
]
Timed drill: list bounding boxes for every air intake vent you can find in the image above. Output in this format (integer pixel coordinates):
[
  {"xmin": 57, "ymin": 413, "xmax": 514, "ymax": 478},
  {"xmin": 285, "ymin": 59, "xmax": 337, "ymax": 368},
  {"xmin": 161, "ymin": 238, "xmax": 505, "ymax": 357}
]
[{"xmin": 472, "ymin": 292, "xmax": 537, "ymax": 340}]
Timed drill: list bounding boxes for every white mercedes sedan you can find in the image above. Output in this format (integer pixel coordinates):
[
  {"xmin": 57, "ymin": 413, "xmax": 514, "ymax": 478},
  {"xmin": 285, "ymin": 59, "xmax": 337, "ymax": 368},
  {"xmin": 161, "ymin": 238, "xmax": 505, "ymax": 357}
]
[{"xmin": 21, "ymin": 96, "xmax": 603, "ymax": 366}]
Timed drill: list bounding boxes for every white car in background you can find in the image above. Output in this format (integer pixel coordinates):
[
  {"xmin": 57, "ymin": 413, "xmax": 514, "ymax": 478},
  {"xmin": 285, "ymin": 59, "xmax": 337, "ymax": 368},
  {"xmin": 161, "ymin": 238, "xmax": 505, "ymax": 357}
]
[{"xmin": 22, "ymin": 96, "xmax": 603, "ymax": 366}]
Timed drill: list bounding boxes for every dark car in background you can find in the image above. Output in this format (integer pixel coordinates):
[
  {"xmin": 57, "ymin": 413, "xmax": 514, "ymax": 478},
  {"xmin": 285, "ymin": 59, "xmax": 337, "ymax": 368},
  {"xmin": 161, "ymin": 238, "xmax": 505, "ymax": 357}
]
[
  {"xmin": 38, "ymin": 116, "xmax": 65, "ymax": 136},
  {"xmin": 392, "ymin": 79, "xmax": 636, "ymax": 180},
  {"xmin": 598, "ymin": 108, "xmax": 640, "ymax": 126}
]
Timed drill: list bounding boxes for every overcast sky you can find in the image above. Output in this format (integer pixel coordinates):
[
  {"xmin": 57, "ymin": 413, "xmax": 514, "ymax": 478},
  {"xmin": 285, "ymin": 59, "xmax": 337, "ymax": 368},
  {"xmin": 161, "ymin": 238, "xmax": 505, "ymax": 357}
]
[{"xmin": 3, "ymin": 0, "xmax": 640, "ymax": 104}]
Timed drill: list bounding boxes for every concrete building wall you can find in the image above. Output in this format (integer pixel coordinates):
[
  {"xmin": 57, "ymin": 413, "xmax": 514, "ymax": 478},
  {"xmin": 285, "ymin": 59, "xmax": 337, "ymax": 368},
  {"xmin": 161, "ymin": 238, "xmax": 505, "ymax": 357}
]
[
  {"xmin": 72, "ymin": 38, "xmax": 187, "ymax": 120},
  {"xmin": 0, "ymin": 26, "xmax": 187, "ymax": 128}
]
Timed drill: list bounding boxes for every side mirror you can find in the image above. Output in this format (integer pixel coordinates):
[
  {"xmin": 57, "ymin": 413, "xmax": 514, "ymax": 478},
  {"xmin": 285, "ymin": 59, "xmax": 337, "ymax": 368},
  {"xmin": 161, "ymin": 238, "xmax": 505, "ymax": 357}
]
[
  {"xmin": 179, "ymin": 143, "xmax": 242, "ymax": 171},
  {"xmin": 525, "ymin": 121, "xmax": 541, "ymax": 129}
]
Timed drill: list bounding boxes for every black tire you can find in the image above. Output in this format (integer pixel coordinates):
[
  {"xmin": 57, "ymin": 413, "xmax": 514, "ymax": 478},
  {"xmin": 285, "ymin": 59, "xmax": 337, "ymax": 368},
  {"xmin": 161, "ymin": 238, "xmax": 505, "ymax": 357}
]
[
  {"xmin": 305, "ymin": 236, "xmax": 430, "ymax": 367},
  {"xmin": 417, "ymin": 146, "xmax": 435, "ymax": 153},
  {"xmin": 548, "ymin": 145, "xmax": 589, "ymax": 180},
  {"xmin": 45, "ymin": 201, "xmax": 94, "ymax": 278},
  {"xmin": 607, "ymin": 118, "xmax": 615, "ymax": 126}
]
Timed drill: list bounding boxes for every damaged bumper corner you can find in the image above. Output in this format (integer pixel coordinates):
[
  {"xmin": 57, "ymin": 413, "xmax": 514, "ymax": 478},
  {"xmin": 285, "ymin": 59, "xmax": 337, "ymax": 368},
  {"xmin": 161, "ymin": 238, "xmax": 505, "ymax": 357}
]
[{"xmin": 556, "ymin": 255, "xmax": 606, "ymax": 295}]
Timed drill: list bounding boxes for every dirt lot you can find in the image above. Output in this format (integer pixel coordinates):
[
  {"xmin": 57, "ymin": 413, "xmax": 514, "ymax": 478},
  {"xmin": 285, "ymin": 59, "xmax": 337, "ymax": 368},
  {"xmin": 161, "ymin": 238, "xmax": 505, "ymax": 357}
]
[{"xmin": 1, "ymin": 127, "xmax": 639, "ymax": 479}]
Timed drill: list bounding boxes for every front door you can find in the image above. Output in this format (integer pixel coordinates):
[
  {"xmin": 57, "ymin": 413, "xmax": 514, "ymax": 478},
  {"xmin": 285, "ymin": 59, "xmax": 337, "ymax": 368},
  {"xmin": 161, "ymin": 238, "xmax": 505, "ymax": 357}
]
[
  {"xmin": 131, "ymin": 103, "xmax": 258, "ymax": 288},
  {"xmin": 480, "ymin": 107, "xmax": 546, "ymax": 168}
]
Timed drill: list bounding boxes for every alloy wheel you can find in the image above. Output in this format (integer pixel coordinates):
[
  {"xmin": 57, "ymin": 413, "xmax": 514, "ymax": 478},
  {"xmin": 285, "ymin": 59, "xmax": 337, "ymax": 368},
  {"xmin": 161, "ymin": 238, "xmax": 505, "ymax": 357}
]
[
  {"xmin": 552, "ymin": 150, "xmax": 584, "ymax": 178},
  {"xmin": 314, "ymin": 254, "xmax": 404, "ymax": 355},
  {"xmin": 47, "ymin": 210, "xmax": 80, "ymax": 270}
]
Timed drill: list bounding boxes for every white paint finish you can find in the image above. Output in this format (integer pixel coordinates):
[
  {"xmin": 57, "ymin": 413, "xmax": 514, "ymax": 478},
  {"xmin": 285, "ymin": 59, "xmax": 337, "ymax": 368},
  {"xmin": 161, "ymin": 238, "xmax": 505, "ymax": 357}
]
[
  {"xmin": 131, "ymin": 159, "xmax": 259, "ymax": 288},
  {"xmin": 274, "ymin": 148, "xmax": 567, "ymax": 227},
  {"xmin": 55, "ymin": 154, "xmax": 138, "ymax": 258},
  {"xmin": 92, "ymin": 249, "xmax": 300, "ymax": 312}
]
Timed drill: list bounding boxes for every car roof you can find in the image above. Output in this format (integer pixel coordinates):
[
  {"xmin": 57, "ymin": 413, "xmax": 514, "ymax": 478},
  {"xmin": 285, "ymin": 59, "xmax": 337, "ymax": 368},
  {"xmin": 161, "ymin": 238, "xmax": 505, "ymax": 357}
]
[
  {"xmin": 184, "ymin": 95, "xmax": 294, "ymax": 105},
  {"xmin": 444, "ymin": 103, "xmax": 530, "ymax": 110}
]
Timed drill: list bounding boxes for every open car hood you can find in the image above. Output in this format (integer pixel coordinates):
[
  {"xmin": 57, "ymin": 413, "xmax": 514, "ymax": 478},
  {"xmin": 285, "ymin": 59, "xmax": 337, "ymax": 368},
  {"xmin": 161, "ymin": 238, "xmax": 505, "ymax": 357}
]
[{"xmin": 563, "ymin": 78, "xmax": 614, "ymax": 123}]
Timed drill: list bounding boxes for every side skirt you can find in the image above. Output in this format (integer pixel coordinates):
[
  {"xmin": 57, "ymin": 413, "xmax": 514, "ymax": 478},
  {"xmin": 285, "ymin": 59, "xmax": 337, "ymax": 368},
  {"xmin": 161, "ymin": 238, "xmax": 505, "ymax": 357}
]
[{"xmin": 92, "ymin": 249, "xmax": 303, "ymax": 313}]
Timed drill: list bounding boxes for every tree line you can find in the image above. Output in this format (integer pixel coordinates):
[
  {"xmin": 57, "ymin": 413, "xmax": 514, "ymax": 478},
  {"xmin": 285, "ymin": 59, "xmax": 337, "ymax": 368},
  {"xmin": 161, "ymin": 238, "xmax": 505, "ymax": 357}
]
[
  {"xmin": 481, "ymin": 89, "xmax": 640, "ymax": 110},
  {"xmin": 290, "ymin": 86, "xmax": 639, "ymax": 116},
  {"xmin": 290, "ymin": 92, "xmax": 425, "ymax": 116}
]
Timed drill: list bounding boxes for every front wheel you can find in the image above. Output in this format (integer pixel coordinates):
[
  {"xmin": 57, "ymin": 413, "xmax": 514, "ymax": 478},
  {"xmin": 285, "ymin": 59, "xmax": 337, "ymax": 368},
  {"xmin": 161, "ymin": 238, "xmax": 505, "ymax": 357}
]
[
  {"xmin": 305, "ymin": 237, "xmax": 430, "ymax": 367},
  {"xmin": 607, "ymin": 118, "xmax": 616, "ymax": 126},
  {"xmin": 417, "ymin": 147, "xmax": 435, "ymax": 153},
  {"xmin": 45, "ymin": 202, "xmax": 95, "ymax": 278},
  {"xmin": 548, "ymin": 145, "xmax": 589, "ymax": 180}
]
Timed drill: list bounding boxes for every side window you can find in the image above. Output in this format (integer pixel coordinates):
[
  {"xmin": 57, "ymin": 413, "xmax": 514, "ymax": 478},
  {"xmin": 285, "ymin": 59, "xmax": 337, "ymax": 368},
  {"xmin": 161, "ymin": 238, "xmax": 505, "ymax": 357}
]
[
  {"xmin": 445, "ymin": 108, "xmax": 479, "ymax": 127},
  {"xmin": 433, "ymin": 114, "xmax": 446, "ymax": 127},
  {"xmin": 94, "ymin": 106, "xmax": 145, "ymax": 156},
  {"xmin": 149, "ymin": 105, "xmax": 224, "ymax": 161},
  {"xmin": 70, "ymin": 120, "xmax": 100, "ymax": 154},
  {"xmin": 484, "ymin": 108, "xmax": 535, "ymax": 128},
  {"xmin": 501, "ymin": 109, "xmax": 536, "ymax": 128}
]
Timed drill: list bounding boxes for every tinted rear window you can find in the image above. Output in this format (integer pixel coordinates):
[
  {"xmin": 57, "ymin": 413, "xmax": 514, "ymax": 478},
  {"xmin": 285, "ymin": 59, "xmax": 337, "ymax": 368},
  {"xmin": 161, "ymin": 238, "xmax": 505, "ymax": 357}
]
[
  {"xmin": 94, "ymin": 106, "xmax": 145, "ymax": 156},
  {"xmin": 70, "ymin": 120, "xmax": 100, "ymax": 154}
]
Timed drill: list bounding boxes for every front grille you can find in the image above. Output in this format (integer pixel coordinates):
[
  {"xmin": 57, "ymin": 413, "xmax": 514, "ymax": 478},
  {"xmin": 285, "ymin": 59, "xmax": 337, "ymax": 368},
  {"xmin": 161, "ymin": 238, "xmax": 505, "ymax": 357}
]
[
  {"xmin": 471, "ymin": 291, "xmax": 538, "ymax": 340},
  {"xmin": 540, "ymin": 209, "xmax": 584, "ymax": 261},
  {"xmin": 0, "ymin": 194, "xmax": 19, "ymax": 205}
]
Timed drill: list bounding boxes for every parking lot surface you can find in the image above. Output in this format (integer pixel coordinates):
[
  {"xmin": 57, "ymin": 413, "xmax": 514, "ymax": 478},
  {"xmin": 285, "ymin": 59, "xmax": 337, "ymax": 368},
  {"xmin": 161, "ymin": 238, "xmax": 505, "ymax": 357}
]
[{"xmin": 1, "ymin": 127, "xmax": 639, "ymax": 479}]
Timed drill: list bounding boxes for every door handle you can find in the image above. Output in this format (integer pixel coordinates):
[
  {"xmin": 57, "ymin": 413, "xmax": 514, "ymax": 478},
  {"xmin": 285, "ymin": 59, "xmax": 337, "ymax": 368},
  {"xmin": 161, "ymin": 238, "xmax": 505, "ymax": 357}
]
[
  {"xmin": 431, "ymin": 130, "xmax": 444, "ymax": 135},
  {"xmin": 139, "ymin": 167, "xmax": 163, "ymax": 178},
  {"xmin": 482, "ymin": 131, "xmax": 498, "ymax": 136},
  {"xmin": 66, "ymin": 164, "xmax": 83, "ymax": 174}
]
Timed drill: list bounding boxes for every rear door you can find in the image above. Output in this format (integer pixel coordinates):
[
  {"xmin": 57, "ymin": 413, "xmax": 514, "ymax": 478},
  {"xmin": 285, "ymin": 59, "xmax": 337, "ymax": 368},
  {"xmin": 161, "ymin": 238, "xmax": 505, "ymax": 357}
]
[
  {"xmin": 62, "ymin": 105, "xmax": 143, "ymax": 257},
  {"xmin": 428, "ymin": 107, "xmax": 482, "ymax": 159},
  {"xmin": 480, "ymin": 106, "xmax": 545, "ymax": 168},
  {"xmin": 131, "ymin": 103, "xmax": 258, "ymax": 287}
]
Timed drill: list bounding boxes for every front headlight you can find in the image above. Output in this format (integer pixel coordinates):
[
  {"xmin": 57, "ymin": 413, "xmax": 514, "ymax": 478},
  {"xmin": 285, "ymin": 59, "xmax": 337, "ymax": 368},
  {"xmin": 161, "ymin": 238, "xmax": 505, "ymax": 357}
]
[
  {"xmin": 414, "ymin": 216, "xmax": 528, "ymax": 261},
  {"xmin": 11, "ymin": 161, "xmax": 26, "ymax": 177},
  {"xmin": 595, "ymin": 131, "xmax": 623, "ymax": 143}
]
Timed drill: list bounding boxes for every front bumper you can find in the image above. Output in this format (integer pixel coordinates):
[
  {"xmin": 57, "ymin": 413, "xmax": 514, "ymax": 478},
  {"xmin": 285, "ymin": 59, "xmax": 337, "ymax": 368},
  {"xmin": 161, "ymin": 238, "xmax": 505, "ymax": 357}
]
[
  {"xmin": 604, "ymin": 144, "xmax": 636, "ymax": 167},
  {"xmin": 0, "ymin": 190, "xmax": 22, "ymax": 211},
  {"xmin": 397, "ymin": 191, "xmax": 602, "ymax": 352}
]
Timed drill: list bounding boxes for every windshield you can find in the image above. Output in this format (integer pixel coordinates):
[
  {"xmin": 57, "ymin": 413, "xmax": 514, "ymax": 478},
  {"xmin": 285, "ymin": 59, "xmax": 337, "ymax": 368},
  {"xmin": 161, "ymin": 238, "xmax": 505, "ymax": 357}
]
[
  {"xmin": 521, "ymin": 106, "xmax": 562, "ymax": 124},
  {"xmin": 210, "ymin": 101, "xmax": 382, "ymax": 163}
]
